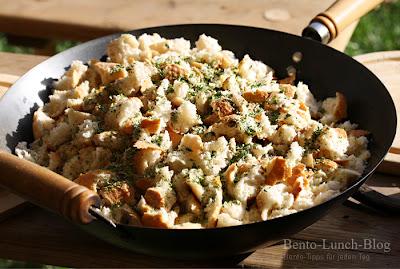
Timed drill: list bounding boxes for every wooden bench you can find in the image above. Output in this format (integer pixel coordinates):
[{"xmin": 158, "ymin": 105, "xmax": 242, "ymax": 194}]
[{"xmin": 0, "ymin": 0, "xmax": 358, "ymax": 54}]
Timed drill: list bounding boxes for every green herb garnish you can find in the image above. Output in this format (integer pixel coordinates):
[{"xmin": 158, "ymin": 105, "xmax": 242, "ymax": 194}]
[{"xmin": 268, "ymin": 110, "xmax": 280, "ymax": 125}]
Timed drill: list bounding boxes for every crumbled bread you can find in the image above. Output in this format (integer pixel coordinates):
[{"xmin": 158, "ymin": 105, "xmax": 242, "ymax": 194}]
[
  {"xmin": 286, "ymin": 163, "xmax": 307, "ymax": 198},
  {"xmin": 318, "ymin": 127, "xmax": 349, "ymax": 159},
  {"xmin": 131, "ymin": 148, "xmax": 163, "ymax": 175},
  {"xmin": 144, "ymin": 180, "xmax": 176, "ymax": 211},
  {"xmin": 256, "ymin": 183, "xmax": 294, "ymax": 221},
  {"xmin": 47, "ymin": 152, "xmax": 62, "ymax": 171},
  {"xmin": 272, "ymin": 125, "xmax": 296, "ymax": 145},
  {"xmin": 216, "ymin": 213, "xmax": 242, "ymax": 227},
  {"xmin": 66, "ymin": 108, "xmax": 94, "ymax": 126},
  {"xmin": 32, "ymin": 108, "xmax": 55, "ymax": 140},
  {"xmin": 286, "ymin": 142, "xmax": 304, "ymax": 168},
  {"xmin": 93, "ymin": 62, "xmax": 128, "ymax": 84},
  {"xmin": 93, "ymin": 131, "xmax": 126, "ymax": 150},
  {"xmin": 242, "ymin": 89, "xmax": 269, "ymax": 103},
  {"xmin": 112, "ymin": 204, "xmax": 142, "ymax": 226},
  {"xmin": 116, "ymin": 61, "xmax": 155, "ymax": 95},
  {"xmin": 265, "ymin": 157, "xmax": 290, "ymax": 185},
  {"xmin": 107, "ymin": 34, "xmax": 140, "ymax": 65},
  {"xmin": 195, "ymin": 34, "xmax": 222, "ymax": 53},
  {"xmin": 99, "ymin": 182, "xmax": 135, "ymax": 206},
  {"xmin": 105, "ymin": 96, "xmax": 142, "ymax": 131},
  {"xmin": 204, "ymin": 187, "xmax": 223, "ymax": 228},
  {"xmin": 171, "ymin": 100, "xmax": 202, "ymax": 133},
  {"xmin": 45, "ymin": 122, "xmax": 72, "ymax": 149},
  {"xmin": 74, "ymin": 169, "xmax": 115, "ymax": 191},
  {"xmin": 56, "ymin": 60, "xmax": 88, "ymax": 91},
  {"xmin": 141, "ymin": 208, "xmax": 177, "ymax": 228},
  {"xmin": 166, "ymin": 124, "xmax": 183, "ymax": 148},
  {"xmin": 320, "ymin": 92, "xmax": 347, "ymax": 124},
  {"xmin": 314, "ymin": 159, "xmax": 338, "ymax": 174},
  {"xmin": 141, "ymin": 118, "xmax": 162, "ymax": 134},
  {"xmin": 238, "ymin": 55, "xmax": 268, "ymax": 82}
]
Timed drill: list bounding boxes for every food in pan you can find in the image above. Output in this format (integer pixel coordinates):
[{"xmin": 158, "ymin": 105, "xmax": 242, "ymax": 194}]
[{"xmin": 16, "ymin": 33, "xmax": 370, "ymax": 228}]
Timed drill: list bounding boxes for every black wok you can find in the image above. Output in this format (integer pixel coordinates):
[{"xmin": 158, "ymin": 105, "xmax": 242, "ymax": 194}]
[{"xmin": 0, "ymin": 1, "xmax": 397, "ymax": 260}]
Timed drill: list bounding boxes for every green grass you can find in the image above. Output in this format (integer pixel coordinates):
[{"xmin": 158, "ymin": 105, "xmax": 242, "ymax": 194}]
[
  {"xmin": 0, "ymin": 35, "xmax": 79, "ymax": 54},
  {"xmin": 54, "ymin": 40, "xmax": 80, "ymax": 53},
  {"xmin": 0, "ymin": 33, "xmax": 34, "ymax": 54},
  {"xmin": 0, "ymin": 259, "xmax": 68, "ymax": 269},
  {"xmin": 345, "ymin": 0, "xmax": 400, "ymax": 55},
  {"xmin": 0, "ymin": 1, "xmax": 398, "ymax": 268}
]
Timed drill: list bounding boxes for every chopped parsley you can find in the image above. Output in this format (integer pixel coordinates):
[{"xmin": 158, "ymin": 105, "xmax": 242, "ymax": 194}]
[
  {"xmin": 192, "ymin": 125, "xmax": 206, "ymax": 135},
  {"xmin": 109, "ymin": 64, "xmax": 124, "ymax": 74},
  {"xmin": 171, "ymin": 111, "xmax": 178, "ymax": 122},
  {"xmin": 152, "ymin": 135, "xmax": 163, "ymax": 146},
  {"xmin": 230, "ymin": 143, "xmax": 252, "ymax": 164},
  {"xmin": 96, "ymin": 103, "xmax": 108, "ymax": 113},
  {"xmin": 213, "ymin": 91, "xmax": 223, "ymax": 100},
  {"xmin": 227, "ymin": 200, "xmax": 241, "ymax": 205},
  {"xmin": 251, "ymin": 81, "xmax": 266, "ymax": 88},
  {"xmin": 203, "ymin": 131, "xmax": 216, "ymax": 140},
  {"xmin": 166, "ymin": 84, "xmax": 174, "ymax": 95},
  {"xmin": 124, "ymin": 147, "xmax": 138, "ymax": 159},
  {"xmin": 244, "ymin": 126, "xmax": 257, "ymax": 136},
  {"xmin": 131, "ymin": 124, "xmax": 142, "ymax": 140},
  {"xmin": 107, "ymin": 161, "xmax": 135, "ymax": 181},
  {"xmin": 304, "ymin": 127, "xmax": 324, "ymax": 153},
  {"xmin": 269, "ymin": 96, "xmax": 279, "ymax": 105},
  {"xmin": 154, "ymin": 61, "xmax": 165, "ymax": 77},
  {"xmin": 268, "ymin": 110, "xmax": 280, "ymax": 125}
]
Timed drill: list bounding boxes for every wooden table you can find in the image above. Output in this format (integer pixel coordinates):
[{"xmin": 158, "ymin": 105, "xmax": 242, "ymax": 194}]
[
  {"xmin": 0, "ymin": 51, "xmax": 399, "ymax": 268},
  {"xmin": 0, "ymin": 0, "xmax": 358, "ymax": 53}
]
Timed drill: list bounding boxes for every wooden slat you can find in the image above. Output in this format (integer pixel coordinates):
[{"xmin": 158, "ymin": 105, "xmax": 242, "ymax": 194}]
[
  {"xmin": 378, "ymin": 152, "xmax": 400, "ymax": 176},
  {"xmin": 0, "ymin": 52, "xmax": 47, "ymax": 77},
  {"xmin": 0, "ymin": 0, "xmax": 356, "ymax": 52},
  {"xmin": 0, "ymin": 188, "xmax": 27, "ymax": 221},
  {"xmin": 0, "ymin": 73, "xmax": 18, "ymax": 97},
  {"xmin": 0, "ymin": 52, "xmax": 46, "ymax": 99},
  {"xmin": 355, "ymin": 51, "xmax": 400, "ymax": 175},
  {"xmin": 354, "ymin": 51, "xmax": 400, "ymax": 151}
]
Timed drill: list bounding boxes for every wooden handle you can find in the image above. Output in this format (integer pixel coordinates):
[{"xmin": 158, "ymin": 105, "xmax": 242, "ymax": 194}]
[
  {"xmin": 0, "ymin": 151, "xmax": 100, "ymax": 224},
  {"xmin": 317, "ymin": 0, "xmax": 382, "ymax": 40},
  {"xmin": 303, "ymin": 0, "xmax": 383, "ymax": 43}
]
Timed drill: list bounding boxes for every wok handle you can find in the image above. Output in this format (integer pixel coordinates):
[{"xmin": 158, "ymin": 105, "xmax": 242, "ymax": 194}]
[
  {"xmin": 352, "ymin": 185, "xmax": 400, "ymax": 214},
  {"xmin": 0, "ymin": 150, "xmax": 100, "ymax": 224},
  {"xmin": 302, "ymin": 0, "xmax": 383, "ymax": 44}
]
